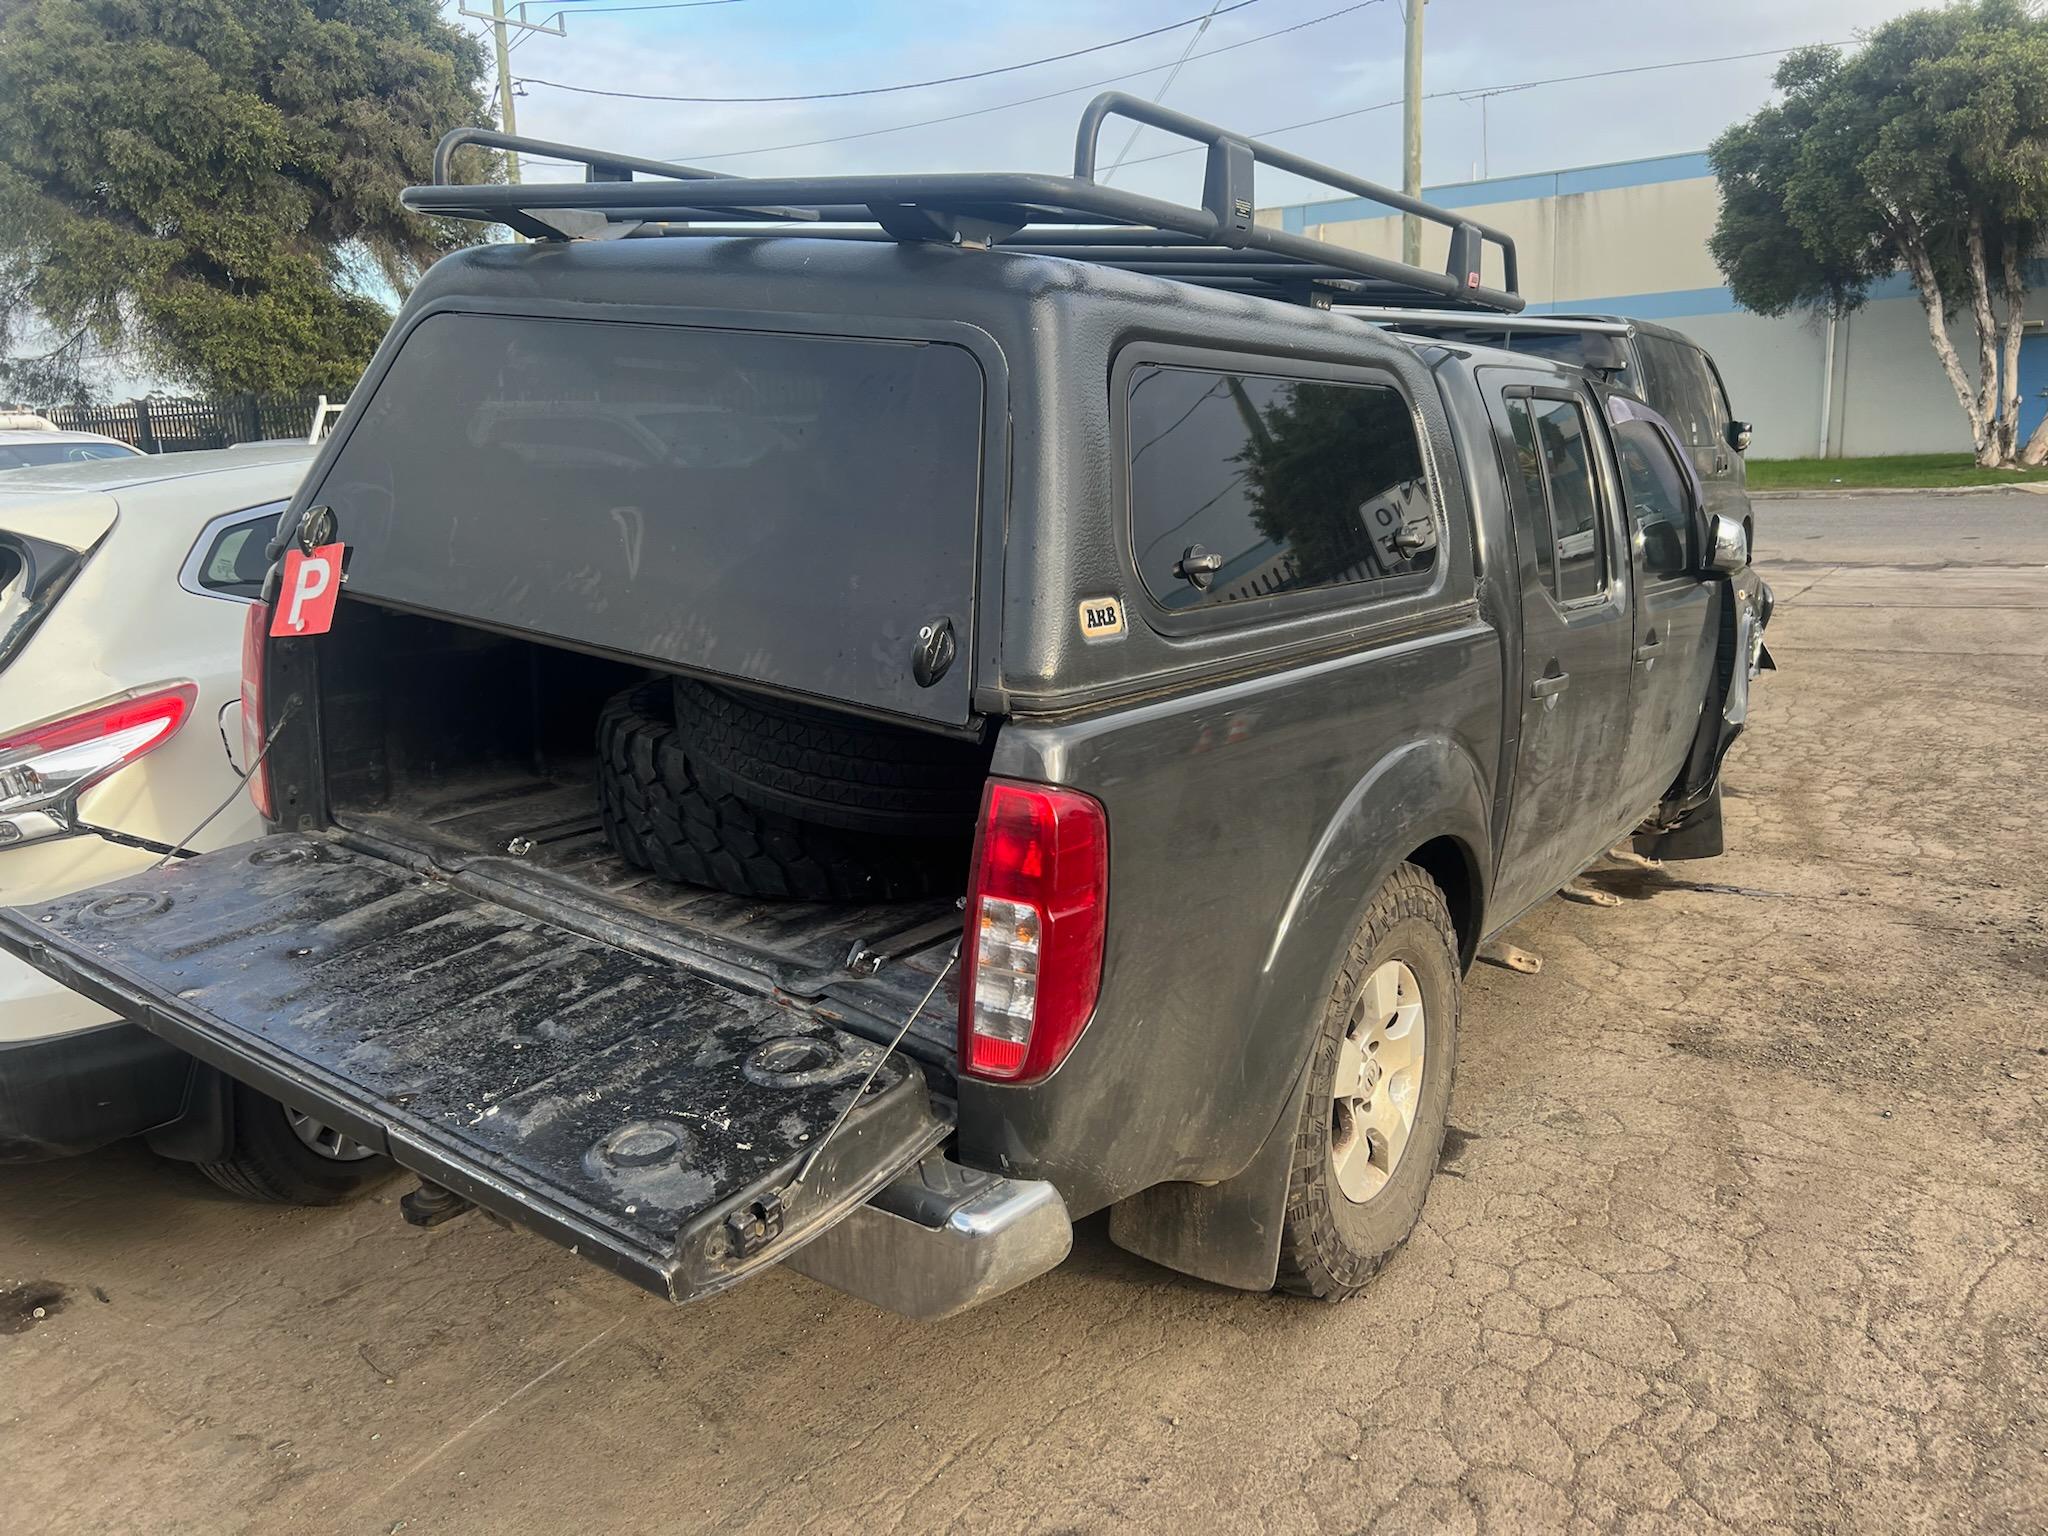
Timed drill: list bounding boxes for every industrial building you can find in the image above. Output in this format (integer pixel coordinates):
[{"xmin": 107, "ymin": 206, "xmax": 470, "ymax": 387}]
[{"xmin": 1260, "ymin": 150, "xmax": 2047, "ymax": 460}]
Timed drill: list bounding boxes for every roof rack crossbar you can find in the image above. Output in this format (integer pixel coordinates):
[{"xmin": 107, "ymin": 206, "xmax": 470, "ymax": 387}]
[
  {"xmin": 404, "ymin": 93, "xmax": 1524, "ymax": 314},
  {"xmin": 428, "ymin": 126, "xmax": 823, "ymax": 223},
  {"xmin": 1072, "ymin": 92, "xmax": 1517, "ymax": 296}
]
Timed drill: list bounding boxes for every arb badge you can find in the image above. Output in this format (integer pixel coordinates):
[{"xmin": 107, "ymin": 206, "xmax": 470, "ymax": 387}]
[{"xmin": 1077, "ymin": 596, "xmax": 1125, "ymax": 640}]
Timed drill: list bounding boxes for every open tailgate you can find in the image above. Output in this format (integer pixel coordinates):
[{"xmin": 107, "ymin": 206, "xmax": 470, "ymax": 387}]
[{"xmin": 0, "ymin": 835, "xmax": 947, "ymax": 1302}]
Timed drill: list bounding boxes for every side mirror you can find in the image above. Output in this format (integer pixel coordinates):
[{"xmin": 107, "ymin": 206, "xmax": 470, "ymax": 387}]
[
  {"xmin": 1705, "ymin": 513, "xmax": 1749, "ymax": 574},
  {"xmin": 1725, "ymin": 419, "xmax": 1752, "ymax": 454}
]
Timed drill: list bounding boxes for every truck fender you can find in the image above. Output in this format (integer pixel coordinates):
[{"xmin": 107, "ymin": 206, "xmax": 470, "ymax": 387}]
[{"xmin": 1108, "ymin": 734, "xmax": 1490, "ymax": 1290}]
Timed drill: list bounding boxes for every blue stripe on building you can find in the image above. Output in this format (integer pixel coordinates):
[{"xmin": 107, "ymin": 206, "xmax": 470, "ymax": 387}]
[{"xmin": 1278, "ymin": 151, "xmax": 1714, "ymax": 235}]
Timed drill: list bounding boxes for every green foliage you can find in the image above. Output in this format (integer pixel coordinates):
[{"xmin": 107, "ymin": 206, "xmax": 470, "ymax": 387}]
[
  {"xmin": 0, "ymin": 0, "xmax": 495, "ymax": 399},
  {"xmin": 1710, "ymin": 2, "xmax": 2048, "ymax": 319}
]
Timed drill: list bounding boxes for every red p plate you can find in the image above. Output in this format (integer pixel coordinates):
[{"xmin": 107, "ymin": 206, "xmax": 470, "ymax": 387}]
[{"xmin": 270, "ymin": 543, "xmax": 346, "ymax": 638}]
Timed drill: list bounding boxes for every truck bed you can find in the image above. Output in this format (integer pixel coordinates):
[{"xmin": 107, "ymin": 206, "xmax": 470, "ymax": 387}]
[{"xmin": 312, "ymin": 604, "xmax": 965, "ymax": 1070}]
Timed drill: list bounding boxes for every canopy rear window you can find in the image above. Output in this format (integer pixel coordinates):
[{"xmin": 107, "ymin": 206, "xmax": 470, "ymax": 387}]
[{"xmin": 310, "ymin": 313, "xmax": 986, "ymax": 725}]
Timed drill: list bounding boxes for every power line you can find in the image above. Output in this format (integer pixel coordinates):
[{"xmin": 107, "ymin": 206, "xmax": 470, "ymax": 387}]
[
  {"xmin": 646, "ymin": 1, "xmax": 1383, "ymax": 166},
  {"xmin": 517, "ymin": 0, "xmax": 1266, "ymax": 103},
  {"xmin": 556, "ymin": 0, "xmax": 749, "ymax": 11},
  {"xmin": 1100, "ymin": 0, "xmax": 1234, "ymax": 184},
  {"xmin": 1114, "ymin": 40, "xmax": 1857, "ymax": 170},
  {"xmin": 504, "ymin": 0, "xmax": 753, "ymax": 52}
]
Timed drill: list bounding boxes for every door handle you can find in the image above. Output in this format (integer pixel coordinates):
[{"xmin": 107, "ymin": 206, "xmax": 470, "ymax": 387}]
[
  {"xmin": 1634, "ymin": 638, "xmax": 1663, "ymax": 662},
  {"xmin": 1174, "ymin": 544, "xmax": 1224, "ymax": 590},
  {"xmin": 1529, "ymin": 672, "xmax": 1570, "ymax": 699}
]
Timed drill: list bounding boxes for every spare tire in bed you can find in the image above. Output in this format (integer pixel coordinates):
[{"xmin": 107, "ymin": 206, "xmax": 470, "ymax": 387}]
[
  {"xmin": 596, "ymin": 683, "xmax": 972, "ymax": 903},
  {"xmin": 670, "ymin": 677, "xmax": 993, "ymax": 836}
]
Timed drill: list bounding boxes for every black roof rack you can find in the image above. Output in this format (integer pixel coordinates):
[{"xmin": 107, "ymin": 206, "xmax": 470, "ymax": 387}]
[{"xmin": 405, "ymin": 93, "xmax": 1522, "ymax": 314}]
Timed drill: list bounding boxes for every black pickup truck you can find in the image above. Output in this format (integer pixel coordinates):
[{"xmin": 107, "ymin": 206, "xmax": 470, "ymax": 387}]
[{"xmin": 0, "ymin": 97, "xmax": 1771, "ymax": 1316}]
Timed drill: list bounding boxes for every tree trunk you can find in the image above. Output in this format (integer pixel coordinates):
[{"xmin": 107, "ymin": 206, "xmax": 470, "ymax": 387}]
[
  {"xmin": 2023, "ymin": 414, "xmax": 2048, "ymax": 466},
  {"xmin": 1900, "ymin": 226, "xmax": 1996, "ymax": 465},
  {"xmin": 1964, "ymin": 215, "xmax": 2009, "ymax": 464},
  {"xmin": 1999, "ymin": 239, "xmax": 2029, "ymax": 464}
]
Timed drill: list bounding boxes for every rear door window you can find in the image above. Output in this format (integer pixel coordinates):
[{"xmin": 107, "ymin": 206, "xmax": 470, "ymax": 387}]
[
  {"xmin": 1126, "ymin": 364, "xmax": 1434, "ymax": 612},
  {"xmin": 1526, "ymin": 396, "xmax": 1607, "ymax": 603},
  {"xmin": 1500, "ymin": 395, "xmax": 1552, "ymax": 588},
  {"xmin": 307, "ymin": 313, "xmax": 988, "ymax": 726}
]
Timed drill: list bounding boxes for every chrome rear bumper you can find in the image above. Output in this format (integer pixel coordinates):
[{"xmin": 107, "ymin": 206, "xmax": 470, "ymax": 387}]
[{"xmin": 784, "ymin": 1153, "xmax": 1072, "ymax": 1319}]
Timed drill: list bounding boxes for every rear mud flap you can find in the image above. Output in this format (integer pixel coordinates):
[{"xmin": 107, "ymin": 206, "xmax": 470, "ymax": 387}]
[{"xmin": 0, "ymin": 835, "xmax": 947, "ymax": 1302}]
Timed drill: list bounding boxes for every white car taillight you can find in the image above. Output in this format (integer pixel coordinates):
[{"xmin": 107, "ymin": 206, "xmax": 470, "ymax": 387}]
[
  {"xmin": 959, "ymin": 779, "xmax": 1109, "ymax": 1083},
  {"xmin": 0, "ymin": 683, "xmax": 198, "ymax": 846}
]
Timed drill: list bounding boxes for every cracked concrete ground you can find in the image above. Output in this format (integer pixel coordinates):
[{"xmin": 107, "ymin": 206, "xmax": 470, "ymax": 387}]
[{"xmin": 3, "ymin": 492, "xmax": 2044, "ymax": 1535}]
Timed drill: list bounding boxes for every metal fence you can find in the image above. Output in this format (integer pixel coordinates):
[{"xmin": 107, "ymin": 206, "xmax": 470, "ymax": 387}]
[{"xmin": 39, "ymin": 392, "xmax": 342, "ymax": 453}]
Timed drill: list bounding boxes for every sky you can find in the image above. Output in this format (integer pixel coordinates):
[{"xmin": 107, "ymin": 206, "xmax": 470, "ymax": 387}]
[
  {"xmin": 461, "ymin": 0, "xmax": 1930, "ymax": 210},
  {"xmin": 28, "ymin": 0, "xmax": 1934, "ymax": 403}
]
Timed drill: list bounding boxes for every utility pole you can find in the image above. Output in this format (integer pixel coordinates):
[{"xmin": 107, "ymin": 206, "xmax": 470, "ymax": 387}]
[
  {"xmin": 1402, "ymin": 0, "xmax": 1426, "ymax": 266},
  {"xmin": 491, "ymin": 0, "xmax": 521, "ymax": 183},
  {"xmin": 462, "ymin": 2, "xmax": 569, "ymax": 184}
]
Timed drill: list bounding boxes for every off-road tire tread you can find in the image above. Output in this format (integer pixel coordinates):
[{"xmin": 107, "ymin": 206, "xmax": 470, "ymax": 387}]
[
  {"xmin": 1275, "ymin": 862, "xmax": 1459, "ymax": 1300},
  {"xmin": 671, "ymin": 678, "xmax": 988, "ymax": 835},
  {"xmin": 599, "ymin": 684, "xmax": 965, "ymax": 902}
]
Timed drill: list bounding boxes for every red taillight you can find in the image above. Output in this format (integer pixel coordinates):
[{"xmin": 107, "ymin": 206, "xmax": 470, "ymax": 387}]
[
  {"xmin": 241, "ymin": 600, "xmax": 274, "ymax": 821},
  {"xmin": 959, "ymin": 779, "xmax": 1109, "ymax": 1083},
  {"xmin": 0, "ymin": 682, "xmax": 198, "ymax": 818}
]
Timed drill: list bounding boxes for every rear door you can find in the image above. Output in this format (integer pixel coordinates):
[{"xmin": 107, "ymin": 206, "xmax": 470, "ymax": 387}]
[
  {"xmin": 1604, "ymin": 401, "xmax": 1720, "ymax": 818},
  {"xmin": 302, "ymin": 312, "xmax": 988, "ymax": 727},
  {"xmin": 0, "ymin": 835, "xmax": 947, "ymax": 1303},
  {"xmin": 1482, "ymin": 376, "xmax": 1637, "ymax": 923}
]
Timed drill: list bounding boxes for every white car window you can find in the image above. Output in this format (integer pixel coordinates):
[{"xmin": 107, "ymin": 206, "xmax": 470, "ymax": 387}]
[{"xmin": 182, "ymin": 503, "xmax": 286, "ymax": 602}]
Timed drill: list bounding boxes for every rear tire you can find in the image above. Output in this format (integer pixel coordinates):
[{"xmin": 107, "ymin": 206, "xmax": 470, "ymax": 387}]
[
  {"xmin": 1275, "ymin": 863, "xmax": 1459, "ymax": 1300},
  {"xmin": 197, "ymin": 1084, "xmax": 392, "ymax": 1205},
  {"xmin": 598, "ymin": 683, "xmax": 969, "ymax": 902}
]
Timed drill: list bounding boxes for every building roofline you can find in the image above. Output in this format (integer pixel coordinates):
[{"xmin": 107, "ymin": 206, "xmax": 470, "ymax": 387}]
[{"xmin": 1269, "ymin": 149, "xmax": 1712, "ymax": 234}]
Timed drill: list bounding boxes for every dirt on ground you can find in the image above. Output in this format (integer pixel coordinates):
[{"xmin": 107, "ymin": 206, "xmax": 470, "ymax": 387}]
[{"xmin": 2, "ymin": 493, "xmax": 2044, "ymax": 1535}]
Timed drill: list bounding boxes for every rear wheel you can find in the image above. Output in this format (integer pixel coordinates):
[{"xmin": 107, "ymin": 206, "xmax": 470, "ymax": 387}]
[
  {"xmin": 197, "ymin": 1083, "xmax": 392, "ymax": 1204},
  {"xmin": 1276, "ymin": 863, "xmax": 1459, "ymax": 1299}
]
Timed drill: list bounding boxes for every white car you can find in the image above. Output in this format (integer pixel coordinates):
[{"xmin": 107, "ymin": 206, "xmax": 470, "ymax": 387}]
[
  {"xmin": 0, "ymin": 421, "xmax": 142, "ymax": 470},
  {"xmin": 0, "ymin": 444, "xmax": 388, "ymax": 1199}
]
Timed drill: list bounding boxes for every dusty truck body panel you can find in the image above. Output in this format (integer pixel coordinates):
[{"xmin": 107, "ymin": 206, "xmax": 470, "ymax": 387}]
[
  {"xmin": 0, "ymin": 98, "xmax": 1770, "ymax": 1315},
  {"xmin": 962, "ymin": 629, "xmax": 1503, "ymax": 1217}
]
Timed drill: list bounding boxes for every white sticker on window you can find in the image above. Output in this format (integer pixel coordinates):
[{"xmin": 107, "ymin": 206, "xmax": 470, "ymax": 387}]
[{"xmin": 1077, "ymin": 596, "xmax": 1126, "ymax": 640}]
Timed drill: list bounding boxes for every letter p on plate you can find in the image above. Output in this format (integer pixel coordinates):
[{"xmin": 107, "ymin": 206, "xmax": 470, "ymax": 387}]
[{"xmin": 270, "ymin": 543, "xmax": 345, "ymax": 637}]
